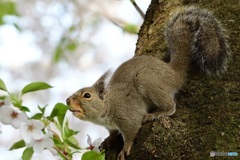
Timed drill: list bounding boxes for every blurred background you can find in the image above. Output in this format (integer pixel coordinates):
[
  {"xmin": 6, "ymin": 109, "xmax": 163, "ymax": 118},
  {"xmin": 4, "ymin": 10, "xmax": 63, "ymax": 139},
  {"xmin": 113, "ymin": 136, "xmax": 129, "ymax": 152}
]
[{"xmin": 0, "ymin": 0, "xmax": 151, "ymax": 159}]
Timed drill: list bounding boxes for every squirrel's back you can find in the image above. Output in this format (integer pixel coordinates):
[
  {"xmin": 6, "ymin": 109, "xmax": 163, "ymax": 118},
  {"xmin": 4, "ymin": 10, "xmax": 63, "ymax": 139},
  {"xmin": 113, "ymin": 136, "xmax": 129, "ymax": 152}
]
[{"xmin": 165, "ymin": 6, "xmax": 230, "ymax": 75}]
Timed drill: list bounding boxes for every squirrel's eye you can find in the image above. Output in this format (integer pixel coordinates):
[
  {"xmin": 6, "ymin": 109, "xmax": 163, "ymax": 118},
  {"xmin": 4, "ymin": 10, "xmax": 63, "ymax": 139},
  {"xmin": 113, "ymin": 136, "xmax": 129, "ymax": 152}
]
[{"xmin": 82, "ymin": 92, "xmax": 92, "ymax": 99}]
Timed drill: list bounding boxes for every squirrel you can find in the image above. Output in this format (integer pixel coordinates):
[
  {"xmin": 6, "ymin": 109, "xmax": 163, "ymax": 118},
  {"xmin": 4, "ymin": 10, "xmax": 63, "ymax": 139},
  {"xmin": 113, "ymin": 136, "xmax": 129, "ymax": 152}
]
[{"xmin": 66, "ymin": 6, "xmax": 230, "ymax": 160}]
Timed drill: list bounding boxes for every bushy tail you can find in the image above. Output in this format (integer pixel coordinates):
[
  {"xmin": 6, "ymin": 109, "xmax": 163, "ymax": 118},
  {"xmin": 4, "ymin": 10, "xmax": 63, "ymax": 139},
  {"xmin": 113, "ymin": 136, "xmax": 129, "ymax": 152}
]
[{"xmin": 165, "ymin": 6, "xmax": 230, "ymax": 75}]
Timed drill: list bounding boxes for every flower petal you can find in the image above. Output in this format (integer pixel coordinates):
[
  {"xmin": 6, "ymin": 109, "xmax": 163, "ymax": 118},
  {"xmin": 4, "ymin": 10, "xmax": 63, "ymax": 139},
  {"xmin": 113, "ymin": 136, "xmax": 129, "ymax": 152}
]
[
  {"xmin": 93, "ymin": 146, "xmax": 100, "ymax": 152},
  {"xmin": 87, "ymin": 134, "xmax": 92, "ymax": 145},
  {"xmin": 20, "ymin": 123, "xmax": 33, "ymax": 143},
  {"xmin": 92, "ymin": 137, "xmax": 102, "ymax": 147},
  {"xmin": 22, "ymin": 133, "xmax": 33, "ymax": 144},
  {"xmin": 12, "ymin": 119, "xmax": 22, "ymax": 129},
  {"xmin": 20, "ymin": 123, "xmax": 28, "ymax": 134},
  {"xmin": 18, "ymin": 112, "xmax": 28, "ymax": 123},
  {"xmin": 43, "ymin": 138, "xmax": 54, "ymax": 149},
  {"xmin": 0, "ymin": 105, "xmax": 13, "ymax": 125},
  {"xmin": 33, "ymin": 120, "xmax": 44, "ymax": 130},
  {"xmin": 1, "ymin": 114, "xmax": 12, "ymax": 125},
  {"xmin": 32, "ymin": 129, "xmax": 44, "ymax": 140},
  {"xmin": 11, "ymin": 112, "xmax": 28, "ymax": 129},
  {"xmin": 33, "ymin": 140, "xmax": 45, "ymax": 153}
]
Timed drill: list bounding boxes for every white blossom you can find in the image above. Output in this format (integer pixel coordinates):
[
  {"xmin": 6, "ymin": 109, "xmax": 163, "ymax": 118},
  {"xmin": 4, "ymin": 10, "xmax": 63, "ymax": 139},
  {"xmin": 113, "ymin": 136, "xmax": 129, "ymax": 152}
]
[
  {"xmin": 86, "ymin": 134, "xmax": 102, "ymax": 152},
  {"xmin": 32, "ymin": 150, "xmax": 61, "ymax": 160},
  {"xmin": 20, "ymin": 119, "xmax": 44, "ymax": 143},
  {"xmin": 0, "ymin": 105, "xmax": 28, "ymax": 129},
  {"xmin": 29, "ymin": 134, "xmax": 54, "ymax": 153}
]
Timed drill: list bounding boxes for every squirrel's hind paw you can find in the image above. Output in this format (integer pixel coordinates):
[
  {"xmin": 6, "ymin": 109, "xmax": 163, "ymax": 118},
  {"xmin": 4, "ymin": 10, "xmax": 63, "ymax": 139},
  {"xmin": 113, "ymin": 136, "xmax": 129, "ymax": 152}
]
[
  {"xmin": 142, "ymin": 113, "xmax": 158, "ymax": 124},
  {"xmin": 117, "ymin": 143, "xmax": 132, "ymax": 160},
  {"xmin": 142, "ymin": 111, "xmax": 175, "ymax": 124}
]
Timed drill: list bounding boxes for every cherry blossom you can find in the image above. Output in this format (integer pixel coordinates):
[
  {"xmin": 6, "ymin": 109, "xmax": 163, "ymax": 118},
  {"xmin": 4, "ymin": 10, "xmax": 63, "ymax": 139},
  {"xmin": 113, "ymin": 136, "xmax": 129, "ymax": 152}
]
[
  {"xmin": 29, "ymin": 134, "xmax": 54, "ymax": 153},
  {"xmin": 20, "ymin": 119, "xmax": 44, "ymax": 143},
  {"xmin": 86, "ymin": 134, "xmax": 102, "ymax": 152},
  {"xmin": 0, "ymin": 104, "xmax": 28, "ymax": 129},
  {"xmin": 0, "ymin": 124, "xmax": 2, "ymax": 134}
]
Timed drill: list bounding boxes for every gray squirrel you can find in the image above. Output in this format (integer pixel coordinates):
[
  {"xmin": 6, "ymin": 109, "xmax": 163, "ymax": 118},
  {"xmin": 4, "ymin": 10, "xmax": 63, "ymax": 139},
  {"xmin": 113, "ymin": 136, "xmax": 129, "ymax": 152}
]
[{"xmin": 66, "ymin": 6, "xmax": 230, "ymax": 160}]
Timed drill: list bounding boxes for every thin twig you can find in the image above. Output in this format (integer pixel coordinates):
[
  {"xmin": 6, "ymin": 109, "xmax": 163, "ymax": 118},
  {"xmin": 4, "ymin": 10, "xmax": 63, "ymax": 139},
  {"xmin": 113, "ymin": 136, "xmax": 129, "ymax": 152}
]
[
  {"xmin": 54, "ymin": 147, "xmax": 70, "ymax": 160},
  {"xmin": 130, "ymin": 0, "xmax": 145, "ymax": 19}
]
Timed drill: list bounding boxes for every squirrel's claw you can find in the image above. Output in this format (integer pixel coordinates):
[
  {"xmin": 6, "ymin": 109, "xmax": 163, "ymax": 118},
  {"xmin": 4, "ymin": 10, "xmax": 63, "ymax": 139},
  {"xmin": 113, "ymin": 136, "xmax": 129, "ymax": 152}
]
[
  {"xmin": 142, "ymin": 108, "xmax": 176, "ymax": 124},
  {"xmin": 118, "ymin": 150, "xmax": 126, "ymax": 160},
  {"xmin": 117, "ymin": 143, "xmax": 132, "ymax": 160},
  {"xmin": 142, "ymin": 113, "xmax": 159, "ymax": 124}
]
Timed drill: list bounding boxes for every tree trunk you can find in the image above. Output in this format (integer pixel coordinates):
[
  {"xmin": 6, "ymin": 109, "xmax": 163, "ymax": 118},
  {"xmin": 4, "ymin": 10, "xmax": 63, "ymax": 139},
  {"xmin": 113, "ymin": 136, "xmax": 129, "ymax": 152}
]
[{"xmin": 103, "ymin": 0, "xmax": 240, "ymax": 159}]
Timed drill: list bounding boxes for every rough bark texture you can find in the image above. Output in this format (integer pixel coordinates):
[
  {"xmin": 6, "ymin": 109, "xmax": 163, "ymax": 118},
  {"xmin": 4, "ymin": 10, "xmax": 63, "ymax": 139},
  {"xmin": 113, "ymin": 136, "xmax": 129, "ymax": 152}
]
[{"xmin": 103, "ymin": 0, "xmax": 240, "ymax": 159}]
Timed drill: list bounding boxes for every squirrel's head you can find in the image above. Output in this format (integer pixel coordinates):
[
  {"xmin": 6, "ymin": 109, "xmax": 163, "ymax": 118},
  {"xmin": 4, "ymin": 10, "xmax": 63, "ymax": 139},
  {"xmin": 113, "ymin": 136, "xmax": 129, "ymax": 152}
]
[
  {"xmin": 66, "ymin": 71, "xmax": 110, "ymax": 122},
  {"xmin": 66, "ymin": 87, "xmax": 105, "ymax": 122}
]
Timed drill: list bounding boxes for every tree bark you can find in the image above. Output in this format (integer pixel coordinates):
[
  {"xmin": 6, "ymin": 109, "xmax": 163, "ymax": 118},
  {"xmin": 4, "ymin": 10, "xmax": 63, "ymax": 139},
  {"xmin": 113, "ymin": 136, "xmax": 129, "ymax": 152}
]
[{"xmin": 103, "ymin": 0, "xmax": 240, "ymax": 159}]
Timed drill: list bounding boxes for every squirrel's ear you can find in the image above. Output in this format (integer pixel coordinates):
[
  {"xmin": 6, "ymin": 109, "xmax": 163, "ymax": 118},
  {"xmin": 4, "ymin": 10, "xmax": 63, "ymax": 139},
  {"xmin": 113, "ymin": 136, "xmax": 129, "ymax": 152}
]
[
  {"xmin": 94, "ymin": 81, "xmax": 105, "ymax": 100},
  {"xmin": 93, "ymin": 71, "xmax": 110, "ymax": 100}
]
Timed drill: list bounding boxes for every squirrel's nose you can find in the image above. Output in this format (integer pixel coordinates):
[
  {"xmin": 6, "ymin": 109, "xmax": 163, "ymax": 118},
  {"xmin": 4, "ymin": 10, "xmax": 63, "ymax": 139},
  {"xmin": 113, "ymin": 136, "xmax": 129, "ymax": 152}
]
[{"xmin": 66, "ymin": 97, "xmax": 71, "ymax": 105}]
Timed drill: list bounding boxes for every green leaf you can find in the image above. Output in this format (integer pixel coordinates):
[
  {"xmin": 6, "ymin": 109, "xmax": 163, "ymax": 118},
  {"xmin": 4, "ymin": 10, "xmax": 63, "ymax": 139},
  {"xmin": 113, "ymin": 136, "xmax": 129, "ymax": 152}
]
[
  {"xmin": 52, "ymin": 135, "xmax": 62, "ymax": 145},
  {"xmin": 123, "ymin": 24, "xmax": 139, "ymax": 34},
  {"xmin": 63, "ymin": 123, "xmax": 78, "ymax": 140},
  {"xmin": 0, "ymin": 1, "xmax": 19, "ymax": 25},
  {"xmin": 67, "ymin": 41, "xmax": 78, "ymax": 51},
  {"xmin": 53, "ymin": 37, "xmax": 79, "ymax": 62},
  {"xmin": 0, "ymin": 79, "xmax": 7, "ymax": 91},
  {"xmin": 9, "ymin": 93, "xmax": 22, "ymax": 108},
  {"xmin": 9, "ymin": 140, "xmax": 25, "ymax": 150},
  {"xmin": 53, "ymin": 119, "xmax": 61, "ymax": 131},
  {"xmin": 53, "ymin": 37, "xmax": 66, "ymax": 63},
  {"xmin": 20, "ymin": 106, "xmax": 30, "ymax": 112},
  {"xmin": 31, "ymin": 113, "xmax": 43, "ymax": 120},
  {"xmin": 0, "ymin": 95, "xmax": 6, "ymax": 100},
  {"xmin": 66, "ymin": 135, "xmax": 81, "ymax": 150},
  {"xmin": 82, "ymin": 151, "xmax": 105, "ymax": 160},
  {"xmin": 38, "ymin": 105, "xmax": 47, "ymax": 114},
  {"xmin": 68, "ymin": 26, "xmax": 76, "ymax": 32},
  {"xmin": 21, "ymin": 82, "xmax": 53, "ymax": 95},
  {"xmin": 49, "ymin": 103, "xmax": 69, "ymax": 127},
  {"xmin": 22, "ymin": 147, "xmax": 33, "ymax": 160},
  {"xmin": 54, "ymin": 45, "xmax": 64, "ymax": 62}
]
